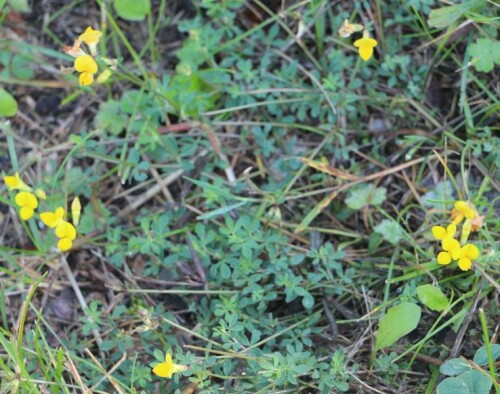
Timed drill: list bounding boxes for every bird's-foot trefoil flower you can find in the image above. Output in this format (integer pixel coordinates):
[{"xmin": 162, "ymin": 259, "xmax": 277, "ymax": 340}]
[
  {"xmin": 74, "ymin": 54, "xmax": 98, "ymax": 86},
  {"xmin": 152, "ymin": 353, "xmax": 188, "ymax": 378},
  {"xmin": 457, "ymin": 243, "xmax": 479, "ymax": 271},
  {"xmin": 3, "ymin": 172, "xmax": 32, "ymax": 192},
  {"xmin": 451, "ymin": 200, "xmax": 476, "ymax": 224},
  {"xmin": 41, "ymin": 207, "xmax": 78, "ymax": 252},
  {"xmin": 14, "ymin": 192, "xmax": 38, "ymax": 220},
  {"xmin": 79, "ymin": 26, "xmax": 102, "ymax": 56},
  {"xmin": 432, "ymin": 223, "xmax": 457, "ymax": 242},
  {"xmin": 437, "ymin": 236, "xmax": 461, "ymax": 265},
  {"xmin": 353, "ymin": 30, "xmax": 378, "ymax": 61}
]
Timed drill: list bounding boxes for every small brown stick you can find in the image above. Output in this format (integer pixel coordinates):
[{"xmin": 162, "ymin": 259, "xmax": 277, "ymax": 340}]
[{"xmin": 186, "ymin": 236, "xmax": 207, "ymax": 286}]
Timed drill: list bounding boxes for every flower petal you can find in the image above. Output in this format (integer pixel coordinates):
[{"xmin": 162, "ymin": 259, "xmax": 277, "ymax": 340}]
[
  {"xmin": 152, "ymin": 362, "xmax": 174, "ymax": 378},
  {"xmin": 57, "ymin": 238, "xmax": 73, "ymax": 252},
  {"xmin": 432, "ymin": 226, "xmax": 446, "ymax": 240},
  {"xmin": 79, "ymin": 27, "xmax": 102, "ymax": 46},
  {"xmin": 446, "ymin": 223, "xmax": 457, "ymax": 238},
  {"xmin": 79, "ymin": 72, "xmax": 94, "ymax": 86},
  {"xmin": 437, "ymin": 251, "xmax": 451, "ymax": 265},
  {"xmin": 457, "ymin": 257, "xmax": 472, "ymax": 271},
  {"xmin": 461, "ymin": 244, "xmax": 479, "ymax": 260},
  {"xmin": 15, "ymin": 192, "xmax": 38, "ymax": 209},
  {"xmin": 55, "ymin": 221, "xmax": 77, "ymax": 240},
  {"xmin": 20, "ymin": 206, "xmax": 34, "ymax": 221},
  {"xmin": 74, "ymin": 55, "xmax": 98, "ymax": 74}
]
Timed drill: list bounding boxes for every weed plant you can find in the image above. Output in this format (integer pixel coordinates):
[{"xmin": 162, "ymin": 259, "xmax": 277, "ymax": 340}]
[{"xmin": 0, "ymin": 0, "xmax": 498, "ymax": 393}]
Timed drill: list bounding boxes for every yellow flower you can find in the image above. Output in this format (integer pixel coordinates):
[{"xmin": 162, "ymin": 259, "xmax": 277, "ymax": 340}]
[
  {"xmin": 437, "ymin": 237, "xmax": 461, "ymax": 265},
  {"xmin": 14, "ymin": 191, "xmax": 38, "ymax": 220},
  {"xmin": 3, "ymin": 173, "xmax": 32, "ymax": 191},
  {"xmin": 451, "ymin": 200, "xmax": 476, "ymax": 224},
  {"xmin": 457, "ymin": 244, "xmax": 479, "ymax": 271},
  {"xmin": 71, "ymin": 197, "xmax": 81, "ymax": 227},
  {"xmin": 40, "ymin": 207, "xmax": 66, "ymax": 228},
  {"xmin": 152, "ymin": 353, "xmax": 188, "ymax": 378},
  {"xmin": 74, "ymin": 55, "xmax": 98, "ymax": 86},
  {"xmin": 79, "ymin": 27, "xmax": 102, "ymax": 46},
  {"xmin": 353, "ymin": 30, "xmax": 377, "ymax": 61},
  {"xmin": 55, "ymin": 221, "xmax": 77, "ymax": 252},
  {"xmin": 432, "ymin": 223, "xmax": 457, "ymax": 241}
]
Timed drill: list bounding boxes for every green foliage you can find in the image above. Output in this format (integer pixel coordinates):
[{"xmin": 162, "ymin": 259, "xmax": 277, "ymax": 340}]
[
  {"xmin": 417, "ymin": 284, "xmax": 449, "ymax": 311},
  {"xmin": 375, "ymin": 303, "xmax": 421, "ymax": 350},
  {"xmin": 114, "ymin": 0, "xmax": 150, "ymax": 21},
  {"xmin": 374, "ymin": 219, "xmax": 406, "ymax": 245},
  {"xmin": 346, "ymin": 183, "xmax": 386, "ymax": 210},
  {"xmin": 427, "ymin": 0, "xmax": 486, "ymax": 29},
  {"xmin": 468, "ymin": 38, "xmax": 500, "ymax": 73},
  {"xmin": 0, "ymin": 89, "xmax": 17, "ymax": 117}
]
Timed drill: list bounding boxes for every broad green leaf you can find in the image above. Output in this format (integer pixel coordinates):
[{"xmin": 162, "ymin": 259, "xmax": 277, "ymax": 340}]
[
  {"xmin": 437, "ymin": 377, "xmax": 469, "ymax": 394},
  {"xmin": 468, "ymin": 38, "xmax": 500, "ymax": 73},
  {"xmin": 428, "ymin": 0, "xmax": 486, "ymax": 29},
  {"xmin": 461, "ymin": 370, "xmax": 492, "ymax": 394},
  {"xmin": 114, "ymin": 0, "xmax": 150, "ymax": 21},
  {"xmin": 7, "ymin": 0, "xmax": 30, "ymax": 12},
  {"xmin": 373, "ymin": 219, "xmax": 406, "ymax": 245},
  {"xmin": 473, "ymin": 344, "xmax": 500, "ymax": 365},
  {"xmin": 417, "ymin": 284, "xmax": 449, "ymax": 311},
  {"xmin": 375, "ymin": 303, "xmax": 421, "ymax": 351},
  {"xmin": 0, "ymin": 89, "xmax": 18, "ymax": 117},
  {"xmin": 346, "ymin": 183, "xmax": 387, "ymax": 210},
  {"xmin": 440, "ymin": 358, "xmax": 471, "ymax": 376}
]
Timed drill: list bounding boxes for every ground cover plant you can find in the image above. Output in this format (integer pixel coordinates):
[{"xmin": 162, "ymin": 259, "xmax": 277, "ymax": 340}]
[{"xmin": 0, "ymin": 0, "xmax": 499, "ymax": 393}]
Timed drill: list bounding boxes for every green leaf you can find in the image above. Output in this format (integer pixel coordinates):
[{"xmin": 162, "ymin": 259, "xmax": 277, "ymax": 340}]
[
  {"xmin": 345, "ymin": 183, "xmax": 386, "ymax": 210},
  {"xmin": 437, "ymin": 377, "xmax": 469, "ymax": 394},
  {"xmin": 428, "ymin": 0, "xmax": 486, "ymax": 29},
  {"xmin": 197, "ymin": 201, "xmax": 248, "ymax": 220},
  {"xmin": 95, "ymin": 100, "xmax": 128, "ymax": 135},
  {"xmin": 417, "ymin": 284, "xmax": 449, "ymax": 311},
  {"xmin": 373, "ymin": 219, "xmax": 406, "ymax": 245},
  {"xmin": 468, "ymin": 38, "xmax": 500, "ymax": 73},
  {"xmin": 0, "ymin": 89, "xmax": 18, "ymax": 117},
  {"xmin": 7, "ymin": 0, "xmax": 30, "ymax": 12},
  {"xmin": 440, "ymin": 358, "xmax": 471, "ymax": 376},
  {"xmin": 375, "ymin": 303, "xmax": 421, "ymax": 351},
  {"xmin": 473, "ymin": 344, "xmax": 500, "ymax": 365},
  {"xmin": 114, "ymin": 0, "xmax": 150, "ymax": 21},
  {"xmin": 460, "ymin": 370, "xmax": 492, "ymax": 394}
]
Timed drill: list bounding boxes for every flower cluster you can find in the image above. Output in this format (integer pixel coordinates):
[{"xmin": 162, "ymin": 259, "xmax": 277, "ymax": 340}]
[
  {"xmin": 338, "ymin": 20, "xmax": 378, "ymax": 61},
  {"xmin": 152, "ymin": 352, "xmax": 188, "ymax": 379},
  {"xmin": 432, "ymin": 201, "xmax": 481, "ymax": 271},
  {"xmin": 63, "ymin": 26, "xmax": 114, "ymax": 86},
  {"xmin": 3, "ymin": 172, "xmax": 81, "ymax": 252}
]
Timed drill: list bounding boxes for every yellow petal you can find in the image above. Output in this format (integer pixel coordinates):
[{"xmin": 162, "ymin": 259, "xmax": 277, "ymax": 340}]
[
  {"xmin": 19, "ymin": 206, "xmax": 34, "ymax": 221},
  {"xmin": 454, "ymin": 201, "xmax": 468, "ymax": 211},
  {"xmin": 152, "ymin": 362, "xmax": 174, "ymax": 378},
  {"xmin": 358, "ymin": 45, "xmax": 374, "ymax": 61},
  {"xmin": 446, "ymin": 223, "xmax": 457, "ymax": 237},
  {"xmin": 457, "ymin": 257, "xmax": 472, "ymax": 271},
  {"xmin": 464, "ymin": 206, "xmax": 476, "ymax": 219},
  {"xmin": 461, "ymin": 244, "xmax": 479, "ymax": 260},
  {"xmin": 40, "ymin": 212, "xmax": 58, "ymax": 227},
  {"xmin": 79, "ymin": 26, "xmax": 102, "ymax": 45},
  {"xmin": 74, "ymin": 55, "xmax": 98, "ymax": 74},
  {"xmin": 55, "ymin": 221, "xmax": 77, "ymax": 240},
  {"xmin": 442, "ymin": 238, "xmax": 460, "ymax": 256},
  {"xmin": 437, "ymin": 251, "xmax": 451, "ymax": 265},
  {"xmin": 432, "ymin": 226, "xmax": 446, "ymax": 240},
  {"xmin": 79, "ymin": 72, "xmax": 94, "ymax": 86},
  {"xmin": 57, "ymin": 238, "xmax": 73, "ymax": 252},
  {"xmin": 15, "ymin": 192, "xmax": 38, "ymax": 209},
  {"xmin": 4, "ymin": 173, "xmax": 22, "ymax": 189}
]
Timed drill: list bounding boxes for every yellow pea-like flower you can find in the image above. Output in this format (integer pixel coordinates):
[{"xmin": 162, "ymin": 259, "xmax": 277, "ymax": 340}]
[
  {"xmin": 79, "ymin": 26, "xmax": 102, "ymax": 46},
  {"xmin": 152, "ymin": 353, "xmax": 188, "ymax": 378},
  {"xmin": 40, "ymin": 207, "xmax": 65, "ymax": 228},
  {"xmin": 14, "ymin": 192, "xmax": 38, "ymax": 220},
  {"xmin": 71, "ymin": 197, "xmax": 81, "ymax": 227},
  {"xmin": 353, "ymin": 31, "xmax": 378, "ymax": 61}
]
